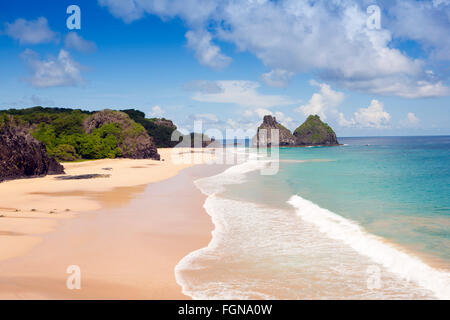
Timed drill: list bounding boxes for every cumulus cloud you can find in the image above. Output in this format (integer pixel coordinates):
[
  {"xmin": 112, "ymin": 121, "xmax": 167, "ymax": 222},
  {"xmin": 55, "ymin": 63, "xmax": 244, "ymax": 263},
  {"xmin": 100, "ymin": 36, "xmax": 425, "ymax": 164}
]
[
  {"xmin": 339, "ymin": 100, "xmax": 391, "ymax": 128},
  {"xmin": 98, "ymin": 0, "xmax": 219, "ymax": 25},
  {"xmin": 149, "ymin": 105, "xmax": 164, "ymax": 117},
  {"xmin": 190, "ymin": 80, "xmax": 295, "ymax": 108},
  {"xmin": 183, "ymin": 113, "xmax": 222, "ymax": 132},
  {"xmin": 243, "ymin": 108, "xmax": 295, "ymax": 130},
  {"xmin": 338, "ymin": 112, "xmax": 355, "ymax": 128},
  {"xmin": 225, "ymin": 118, "xmax": 259, "ymax": 132},
  {"xmin": 181, "ymin": 111, "xmax": 258, "ymax": 135},
  {"xmin": 189, "ymin": 113, "xmax": 219, "ymax": 122},
  {"xmin": 184, "ymin": 80, "xmax": 223, "ymax": 94},
  {"xmin": 295, "ymin": 82, "xmax": 345, "ymax": 120},
  {"xmin": 274, "ymin": 111, "xmax": 296, "ymax": 130},
  {"xmin": 244, "ymin": 108, "xmax": 271, "ymax": 119},
  {"xmin": 98, "ymin": 0, "xmax": 144, "ymax": 23},
  {"xmin": 387, "ymin": 0, "xmax": 450, "ymax": 61},
  {"xmin": 399, "ymin": 112, "xmax": 420, "ymax": 127},
  {"xmin": 185, "ymin": 30, "xmax": 231, "ymax": 70},
  {"xmin": 64, "ymin": 32, "xmax": 97, "ymax": 53},
  {"xmin": 337, "ymin": 76, "xmax": 450, "ymax": 99},
  {"xmin": 98, "ymin": 0, "xmax": 450, "ymax": 97},
  {"xmin": 3, "ymin": 17, "xmax": 58, "ymax": 45},
  {"xmin": 261, "ymin": 69, "xmax": 294, "ymax": 88},
  {"xmin": 21, "ymin": 49, "xmax": 84, "ymax": 88}
]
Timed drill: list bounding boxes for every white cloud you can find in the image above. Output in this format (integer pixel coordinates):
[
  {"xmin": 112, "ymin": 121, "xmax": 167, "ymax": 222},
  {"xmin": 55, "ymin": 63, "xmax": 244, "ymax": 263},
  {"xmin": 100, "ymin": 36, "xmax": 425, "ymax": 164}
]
[
  {"xmin": 98, "ymin": 0, "xmax": 144, "ymax": 23},
  {"xmin": 149, "ymin": 105, "xmax": 164, "ymax": 118},
  {"xmin": 337, "ymin": 77, "xmax": 450, "ymax": 99},
  {"xmin": 433, "ymin": 0, "xmax": 450, "ymax": 6},
  {"xmin": 184, "ymin": 80, "xmax": 222, "ymax": 93},
  {"xmin": 261, "ymin": 69, "xmax": 294, "ymax": 88},
  {"xmin": 189, "ymin": 113, "xmax": 218, "ymax": 122},
  {"xmin": 64, "ymin": 32, "xmax": 97, "ymax": 53},
  {"xmin": 295, "ymin": 82, "xmax": 345, "ymax": 120},
  {"xmin": 180, "ymin": 112, "xmax": 222, "ymax": 133},
  {"xmin": 388, "ymin": 1, "xmax": 450, "ymax": 61},
  {"xmin": 338, "ymin": 112, "xmax": 355, "ymax": 128},
  {"xmin": 274, "ymin": 111, "xmax": 296, "ymax": 130},
  {"xmin": 3, "ymin": 17, "xmax": 58, "ymax": 45},
  {"xmin": 339, "ymin": 100, "xmax": 391, "ymax": 128},
  {"xmin": 399, "ymin": 112, "xmax": 420, "ymax": 127},
  {"xmin": 21, "ymin": 49, "xmax": 84, "ymax": 88},
  {"xmin": 98, "ymin": 0, "xmax": 218, "ymax": 25},
  {"xmin": 243, "ymin": 108, "xmax": 295, "ymax": 130},
  {"xmin": 191, "ymin": 80, "xmax": 295, "ymax": 108},
  {"xmin": 226, "ymin": 118, "xmax": 239, "ymax": 129},
  {"xmin": 245, "ymin": 109, "xmax": 265, "ymax": 119},
  {"xmin": 185, "ymin": 30, "xmax": 231, "ymax": 70},
  {"xmin": 99, "ymin": 0, "xmax": 450, "ymax": 98},
  {"xmin": 225, "ymin": 117, "xmax": 259, "ymax": 132}
]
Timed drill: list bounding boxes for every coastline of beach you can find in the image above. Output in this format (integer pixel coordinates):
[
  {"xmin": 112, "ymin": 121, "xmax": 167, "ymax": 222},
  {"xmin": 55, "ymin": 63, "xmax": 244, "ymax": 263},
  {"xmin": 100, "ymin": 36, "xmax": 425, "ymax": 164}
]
[
  {"xmin": 1, "ymin": 142, "xmax": 448, "ymax": 300},
  {"xmin": 0, "ymin": 148, "xmax": 224, "ymax": 299}
]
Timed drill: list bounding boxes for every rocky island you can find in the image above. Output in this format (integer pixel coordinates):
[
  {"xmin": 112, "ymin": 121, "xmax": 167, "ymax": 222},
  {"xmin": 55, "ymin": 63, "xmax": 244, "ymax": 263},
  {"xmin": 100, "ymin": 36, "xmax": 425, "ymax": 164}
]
[
  {"xmin": 293, "ymin": 115, "xmax": 339, "ymax": 146},
  {"xmin": 255, "ymin": 114, "xmax": 340, "ymax": 147},
  {"xmin": 255, "ymin": 115, "xmax": 297, "ymax": 146}
]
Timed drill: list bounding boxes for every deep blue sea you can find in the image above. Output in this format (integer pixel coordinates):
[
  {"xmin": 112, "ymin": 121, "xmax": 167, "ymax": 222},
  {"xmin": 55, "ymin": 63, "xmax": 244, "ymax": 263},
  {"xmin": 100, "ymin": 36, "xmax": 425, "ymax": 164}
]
[{"xmin": 176, "ymin": 136, "xmax": 450, "ymax": 300}]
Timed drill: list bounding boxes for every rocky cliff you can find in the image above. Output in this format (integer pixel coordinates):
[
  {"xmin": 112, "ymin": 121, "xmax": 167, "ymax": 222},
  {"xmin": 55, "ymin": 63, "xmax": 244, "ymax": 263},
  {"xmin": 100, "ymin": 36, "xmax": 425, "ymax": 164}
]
[
  {"xmin": 121, "ymin": 109, "xmax": 179, "ymax": 148},
  {"xmin": 254, "ymin": 114, "xmax": 340, "ymax": 147},
  {"xmin": 83, "ymin": 110, "xmax": 160, "ymax": 160},
  {"xmin": 0, "ymin": 118, "xmax": 64, "ymax": 181},
  {"xmin": 255, "ymin": 115, "xmax": 296, "ymax": 146},
  {"xmin": 293, "ymin": 115, "xmax": 339, "ymax": 146}
]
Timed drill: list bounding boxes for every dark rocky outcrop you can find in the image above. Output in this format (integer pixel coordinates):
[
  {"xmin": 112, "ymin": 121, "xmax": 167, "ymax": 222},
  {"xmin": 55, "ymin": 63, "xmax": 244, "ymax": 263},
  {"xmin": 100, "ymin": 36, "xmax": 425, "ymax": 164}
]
[
  {"xmin": 83, "ymin": 110, "xmax": 160, "ymax": 160},
  {"xmin": 255, "ymin": 115, "xmax": 296, "ymax": 146},
  {"xmin": 294, "ymin": 115, "xmax": 339, "ymax": 146},
  {"xmin": 0, "ymin": 119, "xmax": 64, "ymax": 181},
  {"xmin": 55, "ymin": 174, "xmax": 110, "ymax": 180},
  {"xmin": 254, "ymin": 114, "xmax": 340, "ymax": 147},
  {"xmin": 121, "ymin": 109, "xmax": 179, "ymax": 148},
  {"xmin": 153, "ymin": 118, "xmax": 176, "ymax": 130},
  {"xmin": 176, "ymin": 132, "xmax": 215, "ymax": 148}
]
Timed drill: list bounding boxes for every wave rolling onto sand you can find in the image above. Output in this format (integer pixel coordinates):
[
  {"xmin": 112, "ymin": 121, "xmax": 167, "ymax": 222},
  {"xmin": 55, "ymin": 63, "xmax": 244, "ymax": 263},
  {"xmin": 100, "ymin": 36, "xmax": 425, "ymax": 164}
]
[{"xmin": 176, "ymin": 141, "xmax": 450, "ymax": 300}]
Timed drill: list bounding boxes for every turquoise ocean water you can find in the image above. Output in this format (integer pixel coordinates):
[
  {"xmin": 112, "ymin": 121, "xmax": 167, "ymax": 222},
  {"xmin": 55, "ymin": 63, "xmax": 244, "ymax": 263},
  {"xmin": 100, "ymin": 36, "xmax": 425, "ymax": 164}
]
[{"xmin": 176, "ymin": 136, "xmax": 450, "ymax": 299}]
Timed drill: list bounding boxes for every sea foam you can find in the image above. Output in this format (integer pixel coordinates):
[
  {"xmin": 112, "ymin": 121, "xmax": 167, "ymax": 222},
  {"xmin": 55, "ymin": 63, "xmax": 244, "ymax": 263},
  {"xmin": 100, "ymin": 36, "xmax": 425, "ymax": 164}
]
[
  {"xmin": 288, "ymin": 195, "xmax": 450, "ymax": 300},
  {"xmin": 176, "ymin": 153, "xmax": 448, "ymax": 300}
]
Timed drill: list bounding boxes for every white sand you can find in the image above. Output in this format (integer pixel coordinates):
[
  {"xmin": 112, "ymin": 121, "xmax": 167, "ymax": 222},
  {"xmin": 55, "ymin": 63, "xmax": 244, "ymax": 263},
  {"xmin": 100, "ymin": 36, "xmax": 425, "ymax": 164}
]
[{"xmin": 0, "ymin": 148, "xmax": 214, "ymax": 263}]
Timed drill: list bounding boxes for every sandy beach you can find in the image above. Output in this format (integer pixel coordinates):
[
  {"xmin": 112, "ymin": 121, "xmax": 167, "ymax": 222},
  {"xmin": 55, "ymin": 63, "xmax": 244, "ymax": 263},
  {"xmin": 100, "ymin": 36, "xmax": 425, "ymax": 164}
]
[{"xmin": 0, "ymin": 148, "xmax": 224, "ymax": 299}]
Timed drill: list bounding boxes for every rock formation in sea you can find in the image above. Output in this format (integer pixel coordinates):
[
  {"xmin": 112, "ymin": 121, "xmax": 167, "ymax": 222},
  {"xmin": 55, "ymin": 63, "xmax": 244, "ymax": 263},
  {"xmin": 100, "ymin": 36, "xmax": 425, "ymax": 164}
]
[
  {"xmin": 293, "ymin": 115, "xmax": 339, "ymax": 146},
  {"xmin": 0, "ymin": 118, "xmax": 65, "ymax": 181},
  {"xmin": 254, "ymin": 114, "xmax": 340, "ymax": 147},
  {"xmin": 83, "ymin": 110, "xmax": 160, "ymax": 160},
  {"xmin": 255, "ymin": 115, "xmax": 296, "ymax": 146}
]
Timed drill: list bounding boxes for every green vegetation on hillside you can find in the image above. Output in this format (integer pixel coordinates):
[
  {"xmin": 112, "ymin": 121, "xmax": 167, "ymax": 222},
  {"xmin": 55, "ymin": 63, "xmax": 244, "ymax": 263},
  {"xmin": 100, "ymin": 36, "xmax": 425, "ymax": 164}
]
[
  {"xmin": 294, "ymin": 115, "xmax": 339, "ymax": 145},
  {"xmin": 0, "ymin": 107, "xmax": 160, "ymax": 161},
  {"xmin": 121, "ymin": 109, "xmax": 179, "ymax": 147},
  {"xmin": 294, "ymin": 115, "xmax": 332, "ymax": 135}
]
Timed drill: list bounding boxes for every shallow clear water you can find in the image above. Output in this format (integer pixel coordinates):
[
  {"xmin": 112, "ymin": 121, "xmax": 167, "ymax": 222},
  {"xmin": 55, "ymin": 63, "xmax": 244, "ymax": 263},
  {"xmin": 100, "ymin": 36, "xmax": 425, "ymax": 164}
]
[{"xmin": 176, "ymin": 136, "xmax": 450, "ymax": 300}]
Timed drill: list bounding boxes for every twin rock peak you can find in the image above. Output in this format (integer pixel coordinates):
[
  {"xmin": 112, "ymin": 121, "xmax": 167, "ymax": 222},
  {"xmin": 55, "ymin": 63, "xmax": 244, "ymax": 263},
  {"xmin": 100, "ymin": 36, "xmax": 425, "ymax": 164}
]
[{"xmin": 256, "ymin": 114, "xmax": 340, "ymax": 147}]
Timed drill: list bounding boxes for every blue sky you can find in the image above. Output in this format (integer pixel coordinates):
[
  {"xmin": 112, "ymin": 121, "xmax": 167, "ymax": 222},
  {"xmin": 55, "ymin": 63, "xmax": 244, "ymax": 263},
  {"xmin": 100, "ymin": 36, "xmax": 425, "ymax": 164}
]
[{"xmin": 0, "ymin": 0, "xmax": 449, "ymax": 137}]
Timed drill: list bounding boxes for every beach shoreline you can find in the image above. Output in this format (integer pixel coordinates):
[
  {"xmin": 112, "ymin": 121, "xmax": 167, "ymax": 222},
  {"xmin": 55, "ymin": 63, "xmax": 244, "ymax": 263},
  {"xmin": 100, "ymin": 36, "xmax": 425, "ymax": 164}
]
[
  {"xmin": 1, "ymin": 144, "xmax": 448, "ymax": 300},
  {"xmin": 0, "ymin": 148, "xmax": 224, "ymax": 299}
]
